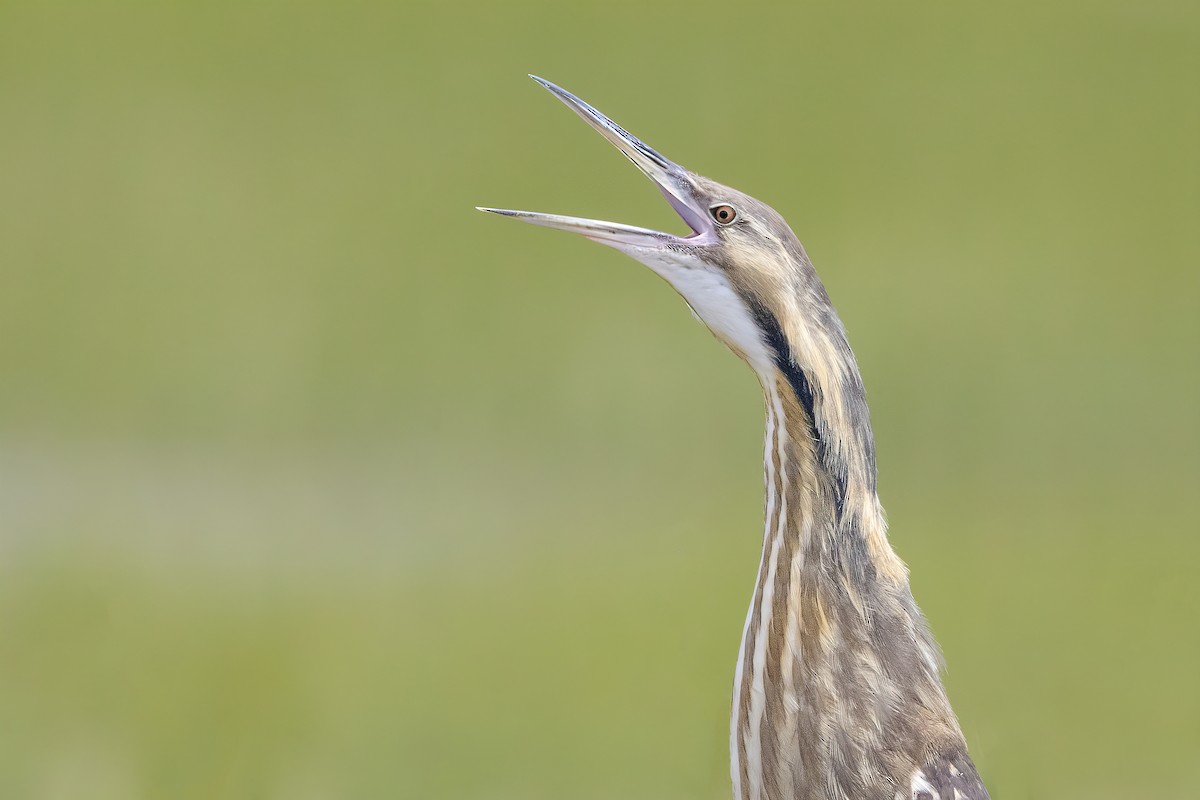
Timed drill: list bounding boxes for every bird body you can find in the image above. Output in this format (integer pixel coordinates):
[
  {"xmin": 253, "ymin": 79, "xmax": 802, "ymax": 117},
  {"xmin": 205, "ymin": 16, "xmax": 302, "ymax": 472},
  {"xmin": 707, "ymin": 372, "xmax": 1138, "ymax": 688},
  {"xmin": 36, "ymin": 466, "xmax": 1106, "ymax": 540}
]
[{"xmin": 481, "ymin": 77, "xmax": 990, "ymax": 800}]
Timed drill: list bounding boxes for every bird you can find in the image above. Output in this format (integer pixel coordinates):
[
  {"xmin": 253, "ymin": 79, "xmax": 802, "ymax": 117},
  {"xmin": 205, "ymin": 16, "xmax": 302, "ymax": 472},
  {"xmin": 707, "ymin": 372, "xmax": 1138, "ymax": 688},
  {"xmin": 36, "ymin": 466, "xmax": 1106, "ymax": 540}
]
[{"xmin": 478, "ymin": 76, "xmax": 990, "ymax": 800}]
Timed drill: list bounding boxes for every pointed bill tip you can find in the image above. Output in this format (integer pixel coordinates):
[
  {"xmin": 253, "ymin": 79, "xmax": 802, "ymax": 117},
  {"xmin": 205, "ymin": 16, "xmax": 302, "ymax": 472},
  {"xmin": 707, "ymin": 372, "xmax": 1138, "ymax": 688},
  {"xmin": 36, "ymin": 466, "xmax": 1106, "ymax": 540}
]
[
  {"xmin": 476, "ymin": 207, "xmax": 561, "ymax": 223},
  {"xmin": 522, "ymin": 75, "xmax": 676, "ymax": 179},
  {"xmin": 474, "ymin": 206, "xmax": 671, "ymax": 248},
  {"xmin": 527, "ymin": 75, "xmax": 600, "ymax": 117},
  {"xmin": 528, "ymin": 74, "xmax": 561, "ymax": 93}
]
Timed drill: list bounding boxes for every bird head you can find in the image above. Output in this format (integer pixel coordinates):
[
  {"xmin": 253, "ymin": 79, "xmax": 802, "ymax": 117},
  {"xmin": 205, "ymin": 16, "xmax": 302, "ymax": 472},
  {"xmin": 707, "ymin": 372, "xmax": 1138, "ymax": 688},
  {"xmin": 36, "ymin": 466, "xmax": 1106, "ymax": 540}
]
[
  {"xmin": 479, "ymin": 76, "xmax": 833, "ymax": 382},
  {"xmin": 480, "ymin": 76, "xmax": 891, "ymax": 582}
]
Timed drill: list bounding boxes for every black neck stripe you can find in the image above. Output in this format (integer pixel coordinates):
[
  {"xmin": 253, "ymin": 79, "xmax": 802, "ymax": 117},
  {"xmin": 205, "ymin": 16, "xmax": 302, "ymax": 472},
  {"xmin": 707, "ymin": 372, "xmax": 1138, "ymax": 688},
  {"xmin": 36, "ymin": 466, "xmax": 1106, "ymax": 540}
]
[
  {"xmin": 744, "ymin": 297, "xmax": 818, "ymax": 438},
  {"xmin": 743, "ymin": 296, "xmax": 847, "ymax": 519}
]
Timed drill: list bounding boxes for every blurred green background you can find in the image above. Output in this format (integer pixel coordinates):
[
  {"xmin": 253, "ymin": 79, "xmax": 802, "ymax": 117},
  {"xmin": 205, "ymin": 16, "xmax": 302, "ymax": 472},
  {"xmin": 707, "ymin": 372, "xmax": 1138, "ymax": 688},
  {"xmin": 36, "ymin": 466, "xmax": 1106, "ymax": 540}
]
[{"xmin": 1, "ymin": 1, "xmax": 1197, "ymax": 797}]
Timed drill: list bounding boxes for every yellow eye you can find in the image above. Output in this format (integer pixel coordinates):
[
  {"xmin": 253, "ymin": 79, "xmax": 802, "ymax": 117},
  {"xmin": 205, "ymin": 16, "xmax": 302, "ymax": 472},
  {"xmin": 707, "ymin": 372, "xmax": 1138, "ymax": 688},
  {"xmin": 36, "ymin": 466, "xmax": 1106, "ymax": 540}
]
[{"xmin": 710, "ymin": 204, "xmax": 737, "ymax": 225}]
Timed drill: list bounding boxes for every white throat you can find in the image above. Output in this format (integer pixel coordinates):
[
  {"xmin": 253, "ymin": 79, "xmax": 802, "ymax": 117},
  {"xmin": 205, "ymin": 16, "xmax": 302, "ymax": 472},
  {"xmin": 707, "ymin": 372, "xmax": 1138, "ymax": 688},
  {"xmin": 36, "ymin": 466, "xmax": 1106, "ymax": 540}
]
[{"xmin": 620, "ymin": 247, "xmax": 777, "ymax": 381}]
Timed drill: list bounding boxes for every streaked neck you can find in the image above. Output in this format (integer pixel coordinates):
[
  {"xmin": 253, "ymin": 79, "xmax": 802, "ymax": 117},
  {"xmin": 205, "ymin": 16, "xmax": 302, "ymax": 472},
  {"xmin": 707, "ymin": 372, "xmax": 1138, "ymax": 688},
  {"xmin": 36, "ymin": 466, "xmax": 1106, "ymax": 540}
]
[{"xmin": 729, "ymin": 359, "xmax": 962, "ymax": 800}]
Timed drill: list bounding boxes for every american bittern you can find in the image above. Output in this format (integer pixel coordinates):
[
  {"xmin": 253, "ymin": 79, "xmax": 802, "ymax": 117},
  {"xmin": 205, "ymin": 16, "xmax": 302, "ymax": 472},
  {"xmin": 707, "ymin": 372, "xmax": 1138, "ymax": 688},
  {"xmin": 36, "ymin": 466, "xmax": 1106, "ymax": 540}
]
[{"xmin": 479, "ymin": 76, "xmax": 990, "ymax": 800}]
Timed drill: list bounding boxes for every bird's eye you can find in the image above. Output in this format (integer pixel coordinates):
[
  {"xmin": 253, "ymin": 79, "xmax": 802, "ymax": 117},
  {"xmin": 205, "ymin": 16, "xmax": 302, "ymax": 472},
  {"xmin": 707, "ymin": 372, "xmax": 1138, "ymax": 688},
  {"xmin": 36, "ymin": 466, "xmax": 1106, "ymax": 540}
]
[{"xmin": 710, "ymin": 204, "xmax": 738, "ymax": 225}]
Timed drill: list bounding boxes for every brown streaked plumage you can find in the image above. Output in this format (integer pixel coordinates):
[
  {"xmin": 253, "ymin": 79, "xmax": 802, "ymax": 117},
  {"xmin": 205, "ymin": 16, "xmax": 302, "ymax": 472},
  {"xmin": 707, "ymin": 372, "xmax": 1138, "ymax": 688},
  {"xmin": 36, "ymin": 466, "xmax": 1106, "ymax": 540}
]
[{"xmin": 479, "ymin": 76, "xmax": 990, "ymax": 800}]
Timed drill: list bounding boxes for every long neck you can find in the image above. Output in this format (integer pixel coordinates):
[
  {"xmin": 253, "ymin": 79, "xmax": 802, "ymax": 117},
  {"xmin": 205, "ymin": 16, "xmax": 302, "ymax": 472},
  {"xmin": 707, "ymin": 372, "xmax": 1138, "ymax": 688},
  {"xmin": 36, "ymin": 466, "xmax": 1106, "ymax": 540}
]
[{"xmin": 728, "ymin": 309, "xmax": 965, "ymax": 800}]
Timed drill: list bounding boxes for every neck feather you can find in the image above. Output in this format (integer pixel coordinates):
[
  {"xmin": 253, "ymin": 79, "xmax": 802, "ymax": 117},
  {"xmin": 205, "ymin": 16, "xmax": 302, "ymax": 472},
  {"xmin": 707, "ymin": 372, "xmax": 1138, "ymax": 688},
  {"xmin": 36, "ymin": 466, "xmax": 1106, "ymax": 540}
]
[
  {"xmin": 728, "ymin": 305, "xmax": 965, "ymax": 800},
  {"xmin": 742, "ymin": 297, "xmax": 902, "ymax": 584}
]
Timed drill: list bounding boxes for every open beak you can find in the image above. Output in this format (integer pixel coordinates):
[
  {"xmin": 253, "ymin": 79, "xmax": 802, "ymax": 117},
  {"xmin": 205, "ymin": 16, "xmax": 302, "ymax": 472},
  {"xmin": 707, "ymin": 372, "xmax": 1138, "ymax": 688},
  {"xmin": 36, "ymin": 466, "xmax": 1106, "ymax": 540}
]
[{"xmin": 477, "ymin": 76, "xmax": 713, "ymax": 250}]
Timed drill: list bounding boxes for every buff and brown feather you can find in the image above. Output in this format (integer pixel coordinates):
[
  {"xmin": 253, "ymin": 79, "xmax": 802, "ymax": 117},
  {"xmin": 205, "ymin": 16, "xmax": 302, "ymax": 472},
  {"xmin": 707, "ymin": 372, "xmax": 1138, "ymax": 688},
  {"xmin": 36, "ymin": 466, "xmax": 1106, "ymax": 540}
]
[{"xmin": 483, "ymin": 77, "xmax": 990, "ymax": 800}]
